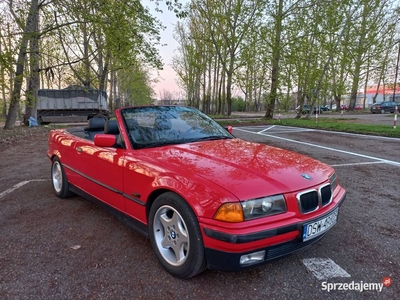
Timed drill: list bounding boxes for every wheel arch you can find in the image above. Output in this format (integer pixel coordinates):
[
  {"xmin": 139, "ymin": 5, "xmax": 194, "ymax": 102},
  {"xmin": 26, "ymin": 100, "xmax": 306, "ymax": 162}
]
[
  {"xmin": 50, "ymin": 153, "xmax": 59, "ymax": 161},
  {"xmin": 144, "ymin": 175, "xmax": 236, "ymax": 224},
  {"xmin": 49, "ymin": 152, "xmax": 62, "ymax": 163},
  {"xmin": 146, "ymin": 188, "xmax": 195, "ymax": 222}
]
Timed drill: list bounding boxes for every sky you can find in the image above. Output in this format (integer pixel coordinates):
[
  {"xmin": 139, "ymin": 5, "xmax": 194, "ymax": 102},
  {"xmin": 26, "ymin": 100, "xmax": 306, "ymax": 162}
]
[{"xmin": 145, "ymin": 1, "xmax": 188, "ymax": 99}]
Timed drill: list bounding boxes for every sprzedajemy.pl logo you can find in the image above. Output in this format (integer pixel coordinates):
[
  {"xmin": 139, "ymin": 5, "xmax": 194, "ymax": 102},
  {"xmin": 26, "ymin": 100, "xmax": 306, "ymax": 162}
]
[{"xmin": 322, "ymin": 277, "xmax": 392, "ymax": 293}]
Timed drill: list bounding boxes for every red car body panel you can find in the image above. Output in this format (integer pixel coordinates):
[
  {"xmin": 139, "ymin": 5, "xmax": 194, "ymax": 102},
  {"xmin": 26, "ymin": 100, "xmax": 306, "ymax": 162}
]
[{"xmin": 47, "ymin": 107, "xmax": 346, "ymax": 273}]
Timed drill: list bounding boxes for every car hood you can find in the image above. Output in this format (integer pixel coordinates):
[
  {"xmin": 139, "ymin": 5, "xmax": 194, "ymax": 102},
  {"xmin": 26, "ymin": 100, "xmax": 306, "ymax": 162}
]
[{"xmin": 139, "ymin": 138, "xmax": 333, "ymax": 200}]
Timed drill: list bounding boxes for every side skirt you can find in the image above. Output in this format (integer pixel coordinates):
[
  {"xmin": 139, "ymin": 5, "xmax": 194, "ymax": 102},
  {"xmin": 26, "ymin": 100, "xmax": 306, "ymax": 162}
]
[{"xmin": 69, "ymin": 184, "xmax": 149, "ymax": 238}]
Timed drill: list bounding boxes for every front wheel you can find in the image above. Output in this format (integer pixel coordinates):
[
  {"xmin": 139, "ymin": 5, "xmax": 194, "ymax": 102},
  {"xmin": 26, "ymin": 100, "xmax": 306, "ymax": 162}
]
[
  {"xmin": 148, "ymin": 192, "xmax": 207, "ymax": 279},
  {"xmin": 51, "ymin": 157, "xmax": 74, "ymax": 198},
  {"xmin": 381, "ymin": 109, "xmax": 385, "ymax": 114}
]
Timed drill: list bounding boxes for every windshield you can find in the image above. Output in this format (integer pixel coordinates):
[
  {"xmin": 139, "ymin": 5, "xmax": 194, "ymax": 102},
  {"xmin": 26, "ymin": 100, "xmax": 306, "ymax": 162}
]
[{"xmin": 120, "ymin": 106, "xmax": 233, "ymax": 149}]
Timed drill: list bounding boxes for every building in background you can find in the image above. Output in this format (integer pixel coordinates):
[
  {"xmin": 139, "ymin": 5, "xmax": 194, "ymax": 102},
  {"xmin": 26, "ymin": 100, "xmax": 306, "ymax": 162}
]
[{"xmin": 356, "ymin": 86, "xmax": 400, "ymax": 107}]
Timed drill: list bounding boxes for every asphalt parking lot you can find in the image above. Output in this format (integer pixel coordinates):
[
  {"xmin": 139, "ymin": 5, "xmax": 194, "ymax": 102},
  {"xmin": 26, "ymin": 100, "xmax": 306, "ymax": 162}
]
[{"xmin": 0, "ymin": 123, "xmax": 399, "ymax": 299}]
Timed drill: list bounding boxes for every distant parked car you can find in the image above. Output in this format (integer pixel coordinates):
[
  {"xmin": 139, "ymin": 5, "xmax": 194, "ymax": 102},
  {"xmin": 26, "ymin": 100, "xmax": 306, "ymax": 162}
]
[
  {"xmin": 344, "ymin": 105, "xmax": 363, "ymax": 111},
  {"xmin": 317, "ymin": 105, "xmax": 330, "ymax": 111},
  {"xmin": 341, "ymin": 104, "xmax": 349, "ymax": 110},
  {"xmin": 370, "ymin": 101, "xmax": 398, "ymax": 114},
  {"xmin": 295, "ymin": 104, "xmax": 322, "ymax": 114}
]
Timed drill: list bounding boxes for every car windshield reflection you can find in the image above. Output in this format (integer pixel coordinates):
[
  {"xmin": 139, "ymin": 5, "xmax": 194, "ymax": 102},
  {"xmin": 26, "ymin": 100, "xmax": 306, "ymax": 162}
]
[{"xmin": 121, "ymin": 106, "xmax": 234, "ymax": 149}]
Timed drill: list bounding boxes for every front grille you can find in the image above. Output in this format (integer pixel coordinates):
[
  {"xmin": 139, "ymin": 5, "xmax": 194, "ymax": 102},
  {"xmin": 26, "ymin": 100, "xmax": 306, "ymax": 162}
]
[
  {"xmin": 298, "ymin": 191, "xmax": 319, "ymax": 213},
  {"xmin": 320, "ymin": 185, "xmax": 332, "ymax": 206},
  {"xmin": 297, "ymin": 183, "xmax": 332, "ymax": 214}
]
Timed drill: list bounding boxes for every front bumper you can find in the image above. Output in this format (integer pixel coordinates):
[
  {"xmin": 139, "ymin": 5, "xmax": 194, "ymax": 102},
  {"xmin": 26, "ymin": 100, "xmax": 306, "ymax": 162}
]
[
  {"xmin": 203, "ymin": 192, "xmax": 346, "ymax": 272},
  {"xmin": 205, "ymin": 230, "xmax": 327, "ymax": 272}
]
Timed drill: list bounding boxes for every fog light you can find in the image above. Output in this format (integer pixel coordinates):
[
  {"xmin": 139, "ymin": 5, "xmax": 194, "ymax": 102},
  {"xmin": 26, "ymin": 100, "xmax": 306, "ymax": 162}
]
[{"xmin": 239, "ymin": 250, "xmax": 266, "ymax": 266}]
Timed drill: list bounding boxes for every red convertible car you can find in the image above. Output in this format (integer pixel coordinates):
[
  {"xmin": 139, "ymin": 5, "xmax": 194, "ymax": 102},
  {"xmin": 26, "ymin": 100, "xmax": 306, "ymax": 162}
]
[{"xmin": 47, "ymin": 106, "xmax": 346, "ymax": 278}]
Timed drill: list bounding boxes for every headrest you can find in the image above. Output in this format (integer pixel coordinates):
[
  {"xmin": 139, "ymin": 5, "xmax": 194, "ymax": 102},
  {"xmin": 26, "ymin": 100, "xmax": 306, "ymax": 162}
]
[
  {"xmin": 104, "ymin": 119, "xmax": 120, "ymax": 134},
  {"xmin": 88, "ymin": 117, "xmax": 105, "ymax": 130}
]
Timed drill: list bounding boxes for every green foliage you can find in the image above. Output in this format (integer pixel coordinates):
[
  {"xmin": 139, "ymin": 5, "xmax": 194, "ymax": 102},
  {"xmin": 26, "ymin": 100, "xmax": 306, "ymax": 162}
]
[
  {"xmin": 117, "ymin": 64, "xmax": 154, "ymax": 106},
  {"xmin": 0, "ymin": 50, "xmax": 15, "ymax": 73},
  {"xmin": 277, "ymin": 94, "xmax": 292, "ymax": 113},
  {"xmin": 173, "ymin": 0, "xmax": 400, "ymax": 118},
  {"xmin": 231, "ymin": 96, "xmax": 245, "ymax": 111}
]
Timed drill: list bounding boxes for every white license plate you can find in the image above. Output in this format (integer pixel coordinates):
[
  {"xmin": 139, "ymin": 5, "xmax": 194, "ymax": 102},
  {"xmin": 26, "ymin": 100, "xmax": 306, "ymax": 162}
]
[{"xmin": 303, "ymin": 208, "xmax": 338, "ymax": 241}]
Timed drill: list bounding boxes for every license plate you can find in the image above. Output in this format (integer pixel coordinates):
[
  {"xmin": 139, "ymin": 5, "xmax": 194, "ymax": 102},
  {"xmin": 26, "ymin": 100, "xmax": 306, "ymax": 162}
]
[{"xmin": 303, "ymin": 208, "xmax": 338, "ymax": 241}]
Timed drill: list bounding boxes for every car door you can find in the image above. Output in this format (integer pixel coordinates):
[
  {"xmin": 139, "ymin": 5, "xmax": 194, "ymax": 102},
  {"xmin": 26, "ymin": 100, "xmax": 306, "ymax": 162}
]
[
  {"xmin": 389, "ymin": 102, "xmax": 396, "ymax": 112},
  {"xmin": 384, "ymin": 102, "xmax": 392, "ymax": 112},
  {"xmin": 121, "ymin": 151, "xmax": 156, "ymax": 225},
  {"xmin": 70, "ymin": 138, "xmax": 126, "ymax": 211}
]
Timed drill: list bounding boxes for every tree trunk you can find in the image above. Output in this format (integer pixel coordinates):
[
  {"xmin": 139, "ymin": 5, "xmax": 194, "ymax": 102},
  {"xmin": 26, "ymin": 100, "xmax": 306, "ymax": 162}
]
[
  {"xmin": 4, "ymin": 0, "xmax": 38, "ymax": 129},
  {"xmin": 25, "ymin": 5, "xmax": 40, "ymax": 122},
  {"xmin": 83, "ymin": 21, "xmax": 91, "ymax": 87},
  {"xmin": 217, "ymin": 71, "xmax": 223, "ymax": 115},
  {"xmin": 0, "ymin": 40, "xmax": 6, "ymax": 117},
  {"xmin": 226, "ymin": 71, "xmax": 233, "ymax": 116},
  {"xmin": 349, "ymin": 3, "xmax": 368, "ymax": 111},
  {"xmin": 264, "ymin": 0, "xmax": 283, "ymax": 119},
  {"xmin": 108, "ymin": 68, "xmax": 115, "ymax": 112}
]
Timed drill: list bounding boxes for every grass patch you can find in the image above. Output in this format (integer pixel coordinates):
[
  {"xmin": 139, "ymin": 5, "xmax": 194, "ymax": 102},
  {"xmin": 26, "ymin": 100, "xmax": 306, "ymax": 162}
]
[{"xmin": 217, "ymin": 117, "xmax": 400, "ymax": 138}]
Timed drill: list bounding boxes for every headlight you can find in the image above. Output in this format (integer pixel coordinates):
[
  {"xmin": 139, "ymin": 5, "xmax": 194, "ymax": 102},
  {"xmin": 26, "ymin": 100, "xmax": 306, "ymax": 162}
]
[
  {"xmin": 242, "ymin": 195, "xmax": 287, "ymax": 220},
  {"xmin": 329, "ymin": 173, "xmax": 338, "ymax": 193},
  {"xmin": 214, "ymin": 194, "xmax": 287, "ymax": 222}
]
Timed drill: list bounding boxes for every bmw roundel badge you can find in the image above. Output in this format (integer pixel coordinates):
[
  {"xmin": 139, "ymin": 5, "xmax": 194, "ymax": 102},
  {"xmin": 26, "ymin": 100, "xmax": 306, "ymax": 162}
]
[{"xmin": 301, "ymin": 173, "xmax": 312, "ymax": 180}]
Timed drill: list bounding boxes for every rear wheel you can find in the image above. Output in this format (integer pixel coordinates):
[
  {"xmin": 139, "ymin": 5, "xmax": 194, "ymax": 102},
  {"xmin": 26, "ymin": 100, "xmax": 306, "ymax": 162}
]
[
  {"xmin": 51, "ymin": 157, "xmax": 74, "ymax": 198},
  {"xmin": 38, "ymin": 117, "xmax": 50, "ymax": 125},
  {"xmin": 149, "ymin": 192, "xmax": 207, "ymax": 279},
  {"xmin": 93, "ymin": 113, "xmax": 108, "ymax": 120},
  {"xmin": 381, "ymin": 109, "xmax": 385, "ymax": 114}
]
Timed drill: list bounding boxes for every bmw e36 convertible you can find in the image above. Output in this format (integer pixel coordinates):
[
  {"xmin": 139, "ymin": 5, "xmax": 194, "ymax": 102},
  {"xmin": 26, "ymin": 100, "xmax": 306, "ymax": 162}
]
[{"xmin": 47, "ymin": 105, "xmax": 346, "ymax": 279}]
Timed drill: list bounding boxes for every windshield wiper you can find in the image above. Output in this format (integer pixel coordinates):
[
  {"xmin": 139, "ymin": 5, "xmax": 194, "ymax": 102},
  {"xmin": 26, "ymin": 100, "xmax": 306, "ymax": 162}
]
[
  {"xmin": 134, "ymin": 136, "xmax": 232, "ymax": 149},
  {"xmin": 186, "ymin": 136, "xmax": 232, "ymax": 142},
  {"xmin": 135, "ymin": 141, "xmax": 178, "ymax": 149}
]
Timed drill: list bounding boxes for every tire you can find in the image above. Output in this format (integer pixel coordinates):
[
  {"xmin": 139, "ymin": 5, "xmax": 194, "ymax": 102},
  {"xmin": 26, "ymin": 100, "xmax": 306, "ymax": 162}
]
[
  {"xmin": 51, "ymin": 157, "xmax": 74, "ymax": 198},
  {"xmin": 93, "ymin": 113, "xmax": 108, "ymax": 120},
  {"xmin": 38, "ymin": 117, "xmax": 50, "ymax": 125},
  {"xmin": 381, "ymin": 109, "xmax": 385, "ymax": 114},
  {"xmin": 148, "ymin": 192, "xmax": 207, "ymax": 279}
]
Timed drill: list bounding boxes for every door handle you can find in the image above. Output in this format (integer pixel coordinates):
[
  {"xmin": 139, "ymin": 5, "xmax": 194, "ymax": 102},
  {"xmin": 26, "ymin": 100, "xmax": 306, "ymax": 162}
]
[{"xmin": 76, "ymin": 147, "xmax": 83, "ymax": 153}]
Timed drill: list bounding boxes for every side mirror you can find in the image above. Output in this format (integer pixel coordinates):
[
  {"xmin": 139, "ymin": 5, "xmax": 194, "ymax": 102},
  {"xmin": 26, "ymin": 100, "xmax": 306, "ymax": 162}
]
[
  {"xmin": 224, "ymin": 126, "xmax": 233, "ymax": 134},
  {"xmin": 94, "ymin": 134, "xmax": 117, "ymax": 147}
]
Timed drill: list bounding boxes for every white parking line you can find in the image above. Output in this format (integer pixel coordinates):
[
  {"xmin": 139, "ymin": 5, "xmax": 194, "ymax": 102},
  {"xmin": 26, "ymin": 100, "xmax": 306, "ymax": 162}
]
[
  {"xmin": 311, "ymin": 128, "xmax": 400, "ymax": 141},
  {"xmin": 250, "ymin": 125, "xmax": 313, "ymax": 134},
  {"xmin": 264, "ymin": 125, "xmax": 400, "ymax": 141},
  {"xmin": 233, "ymin": 127, "xmax": 400, "ymax": 167},
  {"xmin": 257, "ymin": 125, "xmax": 276, "ymax": 133},
  {"xmin": 0, "ymin": 179, "xmax": 47, "ymax": 199},
  {"xmin": 302, "ymin": 258, "xmax": 351, "ymax": 280},
  {"xmin": 265, "ymin": 128, "xmax": 314, "ymax": 134}
]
